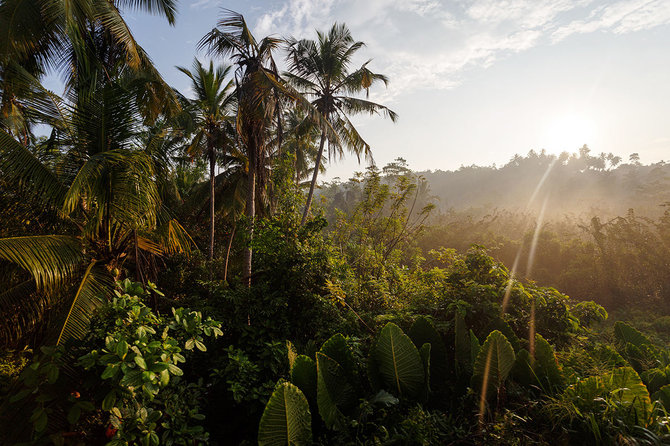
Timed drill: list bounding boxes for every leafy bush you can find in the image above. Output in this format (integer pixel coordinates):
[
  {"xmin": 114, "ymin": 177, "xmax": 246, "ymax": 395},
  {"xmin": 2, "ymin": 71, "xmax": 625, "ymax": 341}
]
[{"xmin": 2, "ymin": 281, "xmax": 221, "ymax": 445}]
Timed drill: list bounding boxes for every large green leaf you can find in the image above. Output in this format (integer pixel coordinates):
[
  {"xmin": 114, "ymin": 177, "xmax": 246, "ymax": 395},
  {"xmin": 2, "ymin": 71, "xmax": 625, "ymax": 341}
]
[
  {"xmin": 319, "ymin": 333, "xmax": 356, "ymax": 378},
  {"xmin": 291, "ymin": 355, "xmax": 317, "ymax": 403},
  {"xmin": 607, "ymin": 367, "xmax": 652, "ymax": 425},
  {"xmin": 534, "ymin": 334, "xmax": 564, "ymax": 391},
  {"xmin": 472, "ymin": 330, "xmax": 516, "ymax": 394},
  {"xmin": 258, "ymin": 382, "xmax": 312, "ymax": 446},
  {"xmin": 652, "ymin": 384, "xmax": 670, "ymax": 410},
  {"xmin": 469, "ymin": 330, "xmax": 480, "ymax": 368},
  {"xmin": 510, "ymin": 349, "xmax": 534, "ymax": 387},
  {"xmin": 641, "ymin": 368, "xmax": 668, "ymax": 394},
  {"xmin": 409, "ymin": 316, "xmax": 448, "ymax": 388},
  {"xmin": 614, "ymin": 321, "xmax": 652, "ymax": 348},
  {"xmin": 564, "ymin": 367, "xmax": 652, "ymax": 427},
  {"xmin": 371, "ymin": 322, "xmax": 425, "ymax": 398},
  {"xmin": 491, "ymin": 319, "xmax": 521, "ymax": 352},
  {"xmin": 316, "ymin": 352, "xmax": 354, "ymax": 430}
]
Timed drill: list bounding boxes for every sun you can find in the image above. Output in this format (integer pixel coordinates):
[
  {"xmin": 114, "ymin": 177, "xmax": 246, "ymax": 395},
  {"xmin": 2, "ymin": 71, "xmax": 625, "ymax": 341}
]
[{"xmin": 543, "ymin": 113, "xmax": 596, "ymax": 154}]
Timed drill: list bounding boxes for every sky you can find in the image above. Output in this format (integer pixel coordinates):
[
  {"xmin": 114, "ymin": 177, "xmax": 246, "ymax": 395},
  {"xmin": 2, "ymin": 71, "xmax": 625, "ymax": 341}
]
[{"xmin": 117, "ymin": 0, "xmax": 670, "ymax": 180}]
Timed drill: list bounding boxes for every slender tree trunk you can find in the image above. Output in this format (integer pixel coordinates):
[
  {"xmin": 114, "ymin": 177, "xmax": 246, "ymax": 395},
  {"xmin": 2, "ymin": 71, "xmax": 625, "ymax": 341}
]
[
  {"xmin": 223, "ymin": 224, "xmax": 236, "ymax": 283},
  {"xmin": 301, "ymin": 130, "xmax": 326, "ymax": 225},
  {"xmin": 244, "ymin": 154, "xmax": 256, "ymax": 287},
  {"xmin": 208, "ymin": 145, "xmax": 216, "ymax": 262}
]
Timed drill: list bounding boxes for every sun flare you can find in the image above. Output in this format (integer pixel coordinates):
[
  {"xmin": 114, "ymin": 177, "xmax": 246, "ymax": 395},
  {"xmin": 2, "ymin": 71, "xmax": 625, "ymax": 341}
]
[{"xmin": 544, "ymin": 113, "xmax": 596, "ymax": 154}]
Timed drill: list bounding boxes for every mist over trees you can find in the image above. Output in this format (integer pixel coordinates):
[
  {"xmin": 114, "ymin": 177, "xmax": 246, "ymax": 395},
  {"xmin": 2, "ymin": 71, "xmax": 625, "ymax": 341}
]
[{"xmin": 417, "ymin": 146, "xmax": 670, "ymax": 218}]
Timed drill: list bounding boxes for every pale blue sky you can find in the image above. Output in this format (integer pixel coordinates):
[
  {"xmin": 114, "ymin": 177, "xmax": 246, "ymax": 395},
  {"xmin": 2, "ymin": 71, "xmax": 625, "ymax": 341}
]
[{"xmin": 116, "ymin": 0, "xmax": 670, "ymax": 179}]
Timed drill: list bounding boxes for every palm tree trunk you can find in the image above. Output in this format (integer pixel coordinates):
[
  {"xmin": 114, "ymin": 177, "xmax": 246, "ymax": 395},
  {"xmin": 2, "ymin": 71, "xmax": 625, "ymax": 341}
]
[
  {"xmin": 244, "ymin": 156, "xmax": 256, "ymax": 287},
  {"xmin": 223, "ymin": 224, "xmax": 235, "ymax": 282},
  {"xmin": 301, "ymin": 129, "xmax": 326, "ymax": 225},
  {"xmin": 209, "ymin": 146, "xmax": 215, "ymax": 262}
]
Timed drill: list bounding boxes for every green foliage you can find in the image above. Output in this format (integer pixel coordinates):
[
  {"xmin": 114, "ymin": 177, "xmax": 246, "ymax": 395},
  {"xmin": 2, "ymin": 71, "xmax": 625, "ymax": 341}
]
[
  {"xmin": 9, "ymin": 4, "xmax": 670, "ymax": 445},
  {"xmin": 572, "ymin": 301, "xmax": 608, "ymax": 327},
  {"xmin": 510, "ymin": 349, "xmax": 534, "ymax": 387},
  {"xmin": 4, "ymin": 282, "xmax": 218, "ymax": 444},
  {"xmin": 290, "ymin": 355, "xmax": 317, "ymax": 404},
  {"xmin": 369, "ymin": 322, "xmax": 426, "ymax": 399},
  {"xmin": 641, "ymin": 367, "xmax": 669, "ymax": 394},
  {"xmin": 614, "ymin": 321, "xmax": 652, "ymax": 348},
  {"xmin": 258, "ymin": 382, "xmax": 312, "ymax": 446},
  {"xmin": 408, "ymin": 316, "xmax": 449, "ymax": 389},
  {"xmin": 454, "ymin": 311, "xmax": 471, "ymax": 376},
  {"xmin": 472, "ymin": 330, "xmax": 516, "ymax": 397},
  {"xmin": 550, "ymin": 367, "xmax": 654, "ymax": 443},
  {"xmin": 418, "ymin": 343, "xmax": 431, "ymax": 400},
  {"xmin": 316, "ymin": 352, "xmax": 354, "ymax": 430},
  {"xmin": 652, "ymin": 384, "xmax": 670, "ymax": 410},
  {"xmin": 533, "ymin": 334, "xmax": 564, "ymax": 392},
  {"xmin": 319, "ymin": 333, "xmax": 357, "ymax": 380}
]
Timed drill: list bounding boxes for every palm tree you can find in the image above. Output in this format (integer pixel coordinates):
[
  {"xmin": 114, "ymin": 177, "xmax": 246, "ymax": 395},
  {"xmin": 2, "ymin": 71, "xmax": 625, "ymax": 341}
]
[
  {"xmin": 177, "ymin": 59, "xmax": 235, "ymax": 261},
  {"xmin": 282, "ymin": 107, "xmax": 323, "ymax": 186},
  {"xmin": 0, "ymin": 70, "xmax": 192, "ymax": 347},
  {"xmin": 0, "ymin": 0, "xmax": 178, "ymax": 129},
  {"xmin": 199, "ymin": 10, "xmax": 309, "ymax": 285},
  {"xmin": 285, "ymin": 23, "xmax": 397, "ymax": 225}
]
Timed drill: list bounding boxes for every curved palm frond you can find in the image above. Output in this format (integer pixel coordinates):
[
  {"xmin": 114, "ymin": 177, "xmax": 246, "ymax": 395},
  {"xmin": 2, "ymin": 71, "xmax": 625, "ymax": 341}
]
[
  {"xmin": 0, "ymin": 128, "xmax": 68, "ymax": 207},
  {"xmin": 56, "ymin": 261, "xmax": 111, "ymax": 345},
  {"xmin": 0, "ymin": 235, "xmax": 83, "ymax": 289}
]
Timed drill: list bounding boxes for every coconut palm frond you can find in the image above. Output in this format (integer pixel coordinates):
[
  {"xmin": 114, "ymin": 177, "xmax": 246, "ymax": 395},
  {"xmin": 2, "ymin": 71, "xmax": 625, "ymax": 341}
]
[
  {"xmin": 114, "ymin": 0, "xmax": 177, "ymax": 25},
  {"xmin": 336, "ymin": 96, "xmax": 398, "ymax": 122},
  {"xmin": 0, "ymin": 235, "xmax": 83, "ymax": 289},
  {"xmin": 56, "ymin": 261, "xmax": 111, "ymax": 345},
  {"xmin": 0, "ymin": 129, "xmax": 68, "ymax": 206}
]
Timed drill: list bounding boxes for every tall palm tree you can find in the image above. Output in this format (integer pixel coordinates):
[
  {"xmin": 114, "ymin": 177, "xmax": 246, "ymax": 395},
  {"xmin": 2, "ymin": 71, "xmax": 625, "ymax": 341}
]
[
  {"xmin": 177, "ymin": 59, "xmax": 235, "ymax": 261},
  {"xmin": 285, "ymin": 23, "xmax": 398, "ymax": 225},
  {"xmin": 0, "ymin": 70, "xmax": 192, "ymax": 347},
  {"xmin": 199, "ymin": 10, "xmax": 315, "ymax": 285}
]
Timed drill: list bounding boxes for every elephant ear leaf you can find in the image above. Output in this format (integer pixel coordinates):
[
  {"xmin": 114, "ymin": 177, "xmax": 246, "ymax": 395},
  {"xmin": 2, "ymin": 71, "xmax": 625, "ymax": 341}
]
[
  {"xmin": 258, "ymin": 382, "xmax": 312, "ymax": 446},
  {"xmin": 409, "ymin": 316, "xmax": 448, "ymax": 388},
  {"xmin": 534, "ymin": 334, "xmax": 564, "ymax": 391},
  {"xmin": 316, "ymin": 352, "xmax": 356, "ymax": 430},
  {"xmin": 472, "ymin": 330, "xmax": 516, "ymax": 395},
  {"xmin": 510, "ymin": 349, "xmax": 534, "ymax": 387},
  {"xmin": 607, "ymin": 367, "xmax": 652, "ymax": 425},
  {"xmin": 320, "ymin": 333, "xmax": 357, "ymax": 378},
  {"xmin": 372, "ymin": 322, "xmax": 425, "ymax": 399},
  {"xmin": 614, "ymin": 321, "xmax": 652, "ymax": 348},
  {"xmin": 652, "ymin": 384, "xmax": 670, "ymax": 411},
  {"xmin": 291, "ymin": 355, "xmax": 317, "ymax": 403}
]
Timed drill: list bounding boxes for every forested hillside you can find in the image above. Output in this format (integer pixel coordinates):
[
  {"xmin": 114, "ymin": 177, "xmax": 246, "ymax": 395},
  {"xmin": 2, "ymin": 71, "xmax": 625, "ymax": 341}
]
[{"xmin": 420, "ymin": 148, "xmax": 670, "ymax": 217}]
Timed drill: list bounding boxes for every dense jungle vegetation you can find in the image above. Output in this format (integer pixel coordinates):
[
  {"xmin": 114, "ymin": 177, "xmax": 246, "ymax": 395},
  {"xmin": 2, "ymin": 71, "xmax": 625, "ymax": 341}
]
[{"xmin": 1, "ymin": 2, "xmax": 670, "ymax": 445}]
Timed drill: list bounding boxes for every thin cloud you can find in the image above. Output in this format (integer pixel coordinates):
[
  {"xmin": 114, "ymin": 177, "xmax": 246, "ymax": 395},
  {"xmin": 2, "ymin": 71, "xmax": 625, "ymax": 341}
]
[
  {"xmin": 552, "ymin": 0, "xmax": 670, "ymax": 41},
  {"xmin": 251, "ymin": 0, "xmax": 670, "ymax": 101}
]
